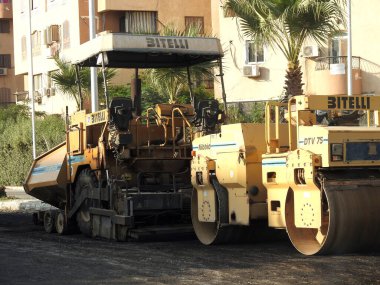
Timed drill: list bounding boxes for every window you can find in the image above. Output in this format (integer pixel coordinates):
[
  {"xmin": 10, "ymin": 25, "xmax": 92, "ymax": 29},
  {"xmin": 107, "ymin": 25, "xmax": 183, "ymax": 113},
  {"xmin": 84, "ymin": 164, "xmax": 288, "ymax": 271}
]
[
  {"xmin": 0, "ymin": 54, "xmax": 11, "ymax": 68},
  {"xmin": 330, "ymin": 32, "xmax": 347, "ymax": 63},
  {"xmin": 124, "ymin": 11, "xmax": 157, "ymax": 34},
  {"xmin": 47, "ymin": 0, "xmax": 60, "ymax": 9},
  {"xmin": 21, "ymin": 36, "xmax": 27, "ymax": 60},
  {"xmin": 185, "ymin": 17, "xmax": 204, "ymax": 34},
  {"xmin": 31, "ymin": 31, "xmax": 42, "ymax": 55},
  {"xmin": 0, "ymin": 20, "xmax": 10, "ymax": 33},
  {"xmin": 32, "ymin": 0, "xmax": 39, "ymax": 10},
  {"xmin": 20, "ymin": 0, "xmax": 25, "ymax": 13},
  {"xmin": 62, "ymin": 20, "xmax": 70, "ymax": 49},
  {"xmin": 33, "ymin": 74, "xmax": 42, "ymax": 92},
  {"xmin": 246, "ymin": 41, "xmax": 264, "ymax": 63},
  {"xmin": 0, "ymin": 88, "xmax": 11, "ymax": 104}
]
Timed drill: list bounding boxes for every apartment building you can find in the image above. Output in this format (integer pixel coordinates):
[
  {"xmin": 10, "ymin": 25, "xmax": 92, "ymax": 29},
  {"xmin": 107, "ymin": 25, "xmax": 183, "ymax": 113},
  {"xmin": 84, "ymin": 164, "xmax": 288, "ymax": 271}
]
[
  {"xmin": 212, "ymin": 0, "xmax": 380, "ymax": 102},
  {"xmin": 0, "ymin": 0, "xmax": 23, "ymax": 105},
  {"xmin": 13, "ymin": 0, "xmax": 212, "ymax": 114}
]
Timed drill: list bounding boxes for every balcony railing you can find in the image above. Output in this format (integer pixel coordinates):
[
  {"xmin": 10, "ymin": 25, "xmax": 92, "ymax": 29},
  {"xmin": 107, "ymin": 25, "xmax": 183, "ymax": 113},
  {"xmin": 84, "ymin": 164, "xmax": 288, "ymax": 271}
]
[{"xmin": 314, "ymin": 56, "xmax": 361, "ymax": 71}]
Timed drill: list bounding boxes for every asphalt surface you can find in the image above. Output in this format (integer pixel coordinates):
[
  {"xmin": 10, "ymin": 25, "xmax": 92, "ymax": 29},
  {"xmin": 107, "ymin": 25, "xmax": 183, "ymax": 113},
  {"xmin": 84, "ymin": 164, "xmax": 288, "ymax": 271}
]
[{"xmin": 0, "ymin": 210, "xmax": 379, "ymax": 285}]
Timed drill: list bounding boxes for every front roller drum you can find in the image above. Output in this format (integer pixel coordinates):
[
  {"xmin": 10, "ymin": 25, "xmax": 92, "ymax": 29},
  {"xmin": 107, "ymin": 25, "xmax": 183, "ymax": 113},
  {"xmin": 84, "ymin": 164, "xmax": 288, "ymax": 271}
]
[
  {"xmin": 285, "ymin": 179, "xmax": 380, "ymax": 255},
  {"xmin": 191, "ymin": 188, "xmax": 256, "ymax": 245}
]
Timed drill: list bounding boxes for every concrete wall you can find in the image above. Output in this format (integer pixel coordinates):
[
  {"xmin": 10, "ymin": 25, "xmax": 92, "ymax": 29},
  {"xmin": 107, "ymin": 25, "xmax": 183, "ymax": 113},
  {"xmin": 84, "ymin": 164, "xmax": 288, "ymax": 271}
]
[
  {"xmin": 215, "ymin": 0, "xmax": 380, "ymax": 102},
  {"xmin": 305, "ymin": 0, "xmax": 380, "ymax": 96},
  {"xmin": 98, "ymin": 0, "xmax": 212, "ymax": 34},
  {"xmin": 213, "ymin": 3, "xmax": 287, "ymax": 102},
  {"xmin": 13, "ymin": 0, "xmax": 212, "ymax": 114},
  {"xmin": 351, "ymin": 0, "xmax": 380, "ymax": 95},
  {"xmin": 13, "ymin": 0, "xmax": 82, "ymax": 114},
  {"xmin": 0, "ymin": 3, "xmax": 23, "ymax": 104}
]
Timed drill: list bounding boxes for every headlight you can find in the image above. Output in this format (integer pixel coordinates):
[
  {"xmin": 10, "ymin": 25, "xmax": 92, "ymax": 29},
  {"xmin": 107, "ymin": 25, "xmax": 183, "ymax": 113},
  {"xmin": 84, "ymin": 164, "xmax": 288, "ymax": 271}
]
[{"xmin": 331, "ymin": 143, "xmax": 343, "ymax": 161}]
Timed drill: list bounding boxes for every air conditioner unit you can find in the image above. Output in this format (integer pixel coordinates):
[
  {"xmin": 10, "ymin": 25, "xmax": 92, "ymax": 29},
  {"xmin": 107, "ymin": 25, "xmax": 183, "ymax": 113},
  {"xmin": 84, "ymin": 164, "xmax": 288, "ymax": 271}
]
[
  {"xmin": 44, "ymin": 87, "xmax": 56, "ymax": 97},
  {"xmin": 44, "ymin": 88, "xmax": 50, "ymax": 97},
  {"xmin": 243, "ymin": 65, "xmax": 260, "ymax": 77},
  {"xmin": 0, "ymin": 68, "xmax": 7, "ymax": 76},
  {"xmin": 34, "ymin": 91, "xmax": 42, "ymax": 104},
  {"xmin": 302, "ymin": 45, "xmax": 319, "ymax": 57}
]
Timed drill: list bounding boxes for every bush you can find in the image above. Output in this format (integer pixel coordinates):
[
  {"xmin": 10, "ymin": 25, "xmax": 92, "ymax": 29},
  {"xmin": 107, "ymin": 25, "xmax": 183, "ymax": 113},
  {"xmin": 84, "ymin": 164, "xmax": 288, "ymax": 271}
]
[
  {"xmin": 0, "ymin": 105, "xmax": 65, "ymax": 186},
  {"xmin": 226, "ymin": 102, "xmax": 266, "ymax": 124}
]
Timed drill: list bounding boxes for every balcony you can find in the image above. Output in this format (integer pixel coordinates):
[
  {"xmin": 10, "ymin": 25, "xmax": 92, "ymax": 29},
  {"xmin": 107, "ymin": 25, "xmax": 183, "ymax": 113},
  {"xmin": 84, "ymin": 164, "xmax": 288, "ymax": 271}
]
[
  {"xmin": 0, "ymin": 3, "xmax": 12, "ymax": 19},
  {"xmin": 306, "ymin": 56, "xmax": 362, "ymax": 95},
  {"xmin": 98, "ymin": 0, "xmax": 158, "ymax": 12}
]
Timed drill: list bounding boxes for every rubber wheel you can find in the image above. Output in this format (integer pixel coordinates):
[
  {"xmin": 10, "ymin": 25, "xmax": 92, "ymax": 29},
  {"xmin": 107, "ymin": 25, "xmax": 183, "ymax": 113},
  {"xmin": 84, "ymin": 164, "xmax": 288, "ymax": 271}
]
[
  {"xmin": 55, "ymin": 211, "xmax": 69, "ymax": 235},
  {"xmin": 75, "ymin": 169, "xmax": 98, "ymax": 237},
  {"xmin": 43, "ymin": 210, "xmax": 56, "ymax": 234},
  {"xmin": 32, "ymin": 213, "xmax": 42, "ymax": 225}
]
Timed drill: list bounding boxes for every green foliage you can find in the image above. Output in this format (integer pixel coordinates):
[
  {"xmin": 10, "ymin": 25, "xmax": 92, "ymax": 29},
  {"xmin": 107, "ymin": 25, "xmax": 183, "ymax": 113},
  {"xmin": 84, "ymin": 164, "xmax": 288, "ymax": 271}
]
[
  {"xmin": 226, "ymin": 102, "xmax": 265, "ymax": 124},
  {"xmin": 142, "ymin": 25, "xmax": 217, "ymax": 104},
  {"xmin": 0, "ymin": 104, "xmax": 29, "ymax": 123},
  {"xmin": 0, "ymin": 105, "xmax": 65, "ymax": 186},
  {"xmin": 176, "ymin": 86, "xmax": 214, "ymax": 105},
  {"xmin": 51, "ymin": 56, "xmax": 116, "ymax": 110},
  {"xmin": 107, "ymin": 85, "xmax": 131, "ymax": 101},
  {"xmin": 141, "ymin": 82, "xmax": 166, "ymax": 112},
  {"xmin": 51, "ymin": 56, "xmax": 84, "ymax": 110}
]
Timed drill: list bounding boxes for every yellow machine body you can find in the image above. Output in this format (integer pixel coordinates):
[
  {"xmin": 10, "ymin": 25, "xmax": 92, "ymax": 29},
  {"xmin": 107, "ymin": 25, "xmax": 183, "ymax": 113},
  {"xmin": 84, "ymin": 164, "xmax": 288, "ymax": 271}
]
[
  {"xmin": 23, "ymin": 33, "xmax": 228, "ymax": 240},
  {"xmin": 24, "ymin": 143, "xmax": 68, "ymax": 208},
  {"xmin": 24, "ymin": 99, "xmax": 196, "ymax": 239},
  {"xmin": 191, "ymin": 123, "xmax": 291, "ymax": 244},
  {"xmin": 262, "ymin": 95, "xmax": 380, "ymax": 255},
  {"xmin": 191, "ymin": 94, "xmax": 380, "ymax": 255}
]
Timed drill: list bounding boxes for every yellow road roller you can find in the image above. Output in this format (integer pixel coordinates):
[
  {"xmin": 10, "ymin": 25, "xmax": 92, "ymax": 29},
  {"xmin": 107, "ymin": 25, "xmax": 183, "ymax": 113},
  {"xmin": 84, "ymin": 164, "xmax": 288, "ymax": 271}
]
[{"xmin": 191, "ymin": 94, "xmax": 380, "ymax": 255}]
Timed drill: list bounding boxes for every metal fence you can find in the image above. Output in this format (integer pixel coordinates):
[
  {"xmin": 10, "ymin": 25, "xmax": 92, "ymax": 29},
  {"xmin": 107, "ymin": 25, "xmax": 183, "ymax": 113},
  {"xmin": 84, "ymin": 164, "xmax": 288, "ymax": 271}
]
[{"xmin": 314, "ymin": 56, "xmax": 361, "ymax": 71}]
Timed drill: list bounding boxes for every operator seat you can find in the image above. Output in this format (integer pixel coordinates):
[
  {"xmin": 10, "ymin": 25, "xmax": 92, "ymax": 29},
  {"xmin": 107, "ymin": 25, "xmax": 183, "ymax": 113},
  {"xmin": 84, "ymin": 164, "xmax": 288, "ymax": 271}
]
[
  {"xmin": 109, "ymin": 97, "xmax": 133, "ymax": 131},
  {"xmin": 193, "ymin": 99, "xmax": 224, "ymax": 133}
]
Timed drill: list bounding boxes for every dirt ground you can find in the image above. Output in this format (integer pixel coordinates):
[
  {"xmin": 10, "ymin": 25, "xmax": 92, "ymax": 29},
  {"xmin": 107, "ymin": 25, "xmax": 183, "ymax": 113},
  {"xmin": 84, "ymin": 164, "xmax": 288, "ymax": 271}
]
[{"xmin": 0, "ymin": 211, "xmax": 379, "ymax": 285}]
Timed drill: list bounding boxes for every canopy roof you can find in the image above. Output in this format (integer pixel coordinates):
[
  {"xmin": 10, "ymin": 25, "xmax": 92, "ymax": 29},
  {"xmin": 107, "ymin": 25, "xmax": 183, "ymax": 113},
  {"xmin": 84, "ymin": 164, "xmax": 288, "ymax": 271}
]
[{"xmin": 71, "ymin": 33, "xmax": 224, "ymax": 68}]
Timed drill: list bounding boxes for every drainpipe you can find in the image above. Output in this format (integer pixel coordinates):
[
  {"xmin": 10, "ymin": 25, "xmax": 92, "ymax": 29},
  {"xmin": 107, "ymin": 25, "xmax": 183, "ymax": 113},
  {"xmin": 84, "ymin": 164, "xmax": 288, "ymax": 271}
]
[
  {"xmin": 27, "ymin": 0, "xmax": 36, "ymax": 159},
  {"xmin": 89, "ymin": 0, "xmax": 98, "ymax": 111},
  {"xmin": 347, "ymin": 0, "xmax": 353, "ymax": 96}
]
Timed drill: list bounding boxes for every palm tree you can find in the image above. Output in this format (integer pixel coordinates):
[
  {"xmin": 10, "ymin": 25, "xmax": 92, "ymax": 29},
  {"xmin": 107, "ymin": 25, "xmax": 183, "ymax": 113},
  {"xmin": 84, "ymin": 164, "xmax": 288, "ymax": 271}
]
[
  {"xmin": 224, "ymin": 0, "xmax": 345, "ymax": 101},
  {"xmin": 51, "ymin": 56, "xmax": 116, "ymax": 110},
  {"xmin": 50, "ymin": 56, "xmax": 84, "ymax": 110},
  {"xmin": 143, "ymin": 25, "xmax": 217, "ymax": 104}
]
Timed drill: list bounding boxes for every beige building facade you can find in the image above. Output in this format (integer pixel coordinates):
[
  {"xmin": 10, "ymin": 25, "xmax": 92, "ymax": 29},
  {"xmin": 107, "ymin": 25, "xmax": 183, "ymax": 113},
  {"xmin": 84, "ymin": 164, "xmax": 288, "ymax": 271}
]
[
  {"xmin": 0, "ymin": 1, "xmax": 23, "ymax": 105},
  {"xmin": 13, "ymin": 0, "xmax": 212, "ymax": 114},
  {"xmin": 212, "ymin": 0, "xmax": 380, "ymax": 103}
]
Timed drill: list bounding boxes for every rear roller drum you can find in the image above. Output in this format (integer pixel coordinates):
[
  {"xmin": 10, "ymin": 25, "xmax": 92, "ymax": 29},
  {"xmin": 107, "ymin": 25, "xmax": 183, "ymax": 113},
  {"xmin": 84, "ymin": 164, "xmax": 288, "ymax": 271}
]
[
  {"xmin": 191, "ymin": 188, "xmax": 255, "ymax": 245},
  {"xmin": 285, "ymin": 178, "xmax": 380, "ymax": 255}
]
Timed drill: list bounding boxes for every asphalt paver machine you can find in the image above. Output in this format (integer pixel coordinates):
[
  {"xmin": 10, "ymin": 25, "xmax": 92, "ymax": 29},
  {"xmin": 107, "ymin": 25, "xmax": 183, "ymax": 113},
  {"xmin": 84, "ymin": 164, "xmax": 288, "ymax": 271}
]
[{"xmin": 24, "ymin": 32, "xmax": 225, "ymax": 240}]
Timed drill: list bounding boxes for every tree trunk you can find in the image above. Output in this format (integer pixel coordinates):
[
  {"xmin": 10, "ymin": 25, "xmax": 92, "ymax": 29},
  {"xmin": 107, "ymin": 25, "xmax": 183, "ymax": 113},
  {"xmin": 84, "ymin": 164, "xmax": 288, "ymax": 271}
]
[{"xmin": 282, "ymin": 60, "xmax": 304, "ymax": 102}]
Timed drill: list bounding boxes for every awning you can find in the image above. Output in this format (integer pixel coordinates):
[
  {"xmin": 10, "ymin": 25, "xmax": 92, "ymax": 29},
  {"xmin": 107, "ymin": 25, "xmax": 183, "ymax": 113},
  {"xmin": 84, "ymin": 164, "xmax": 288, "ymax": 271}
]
[{"xmin": 70, "ymin": 33, "xmax": 224, "ymax": 68}]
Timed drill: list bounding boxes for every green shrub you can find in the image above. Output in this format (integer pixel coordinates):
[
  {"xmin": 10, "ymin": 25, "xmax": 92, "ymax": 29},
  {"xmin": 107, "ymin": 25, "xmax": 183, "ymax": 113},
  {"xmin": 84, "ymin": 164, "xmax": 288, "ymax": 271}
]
[
  {"xmin": 0, "ymin": 106, "xmax": 65, "ymax": 186},
  {"xmin": 226, "ymin": 102, "xmax": 265, "ymax": 124}
]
